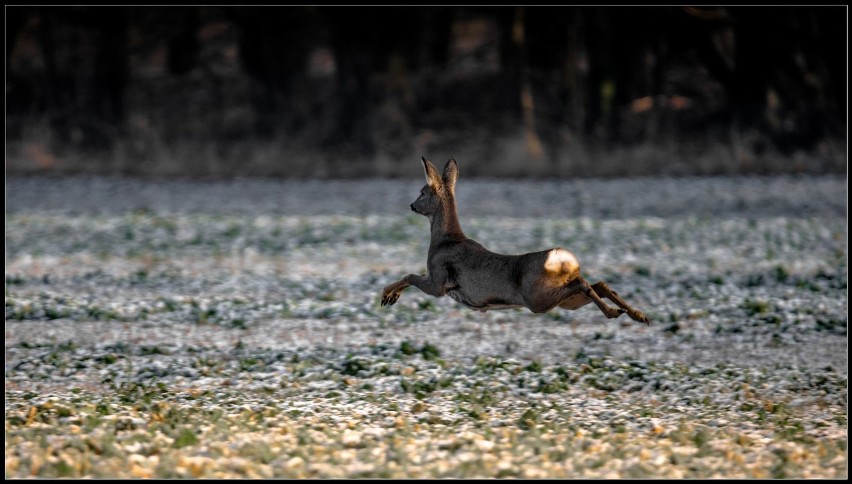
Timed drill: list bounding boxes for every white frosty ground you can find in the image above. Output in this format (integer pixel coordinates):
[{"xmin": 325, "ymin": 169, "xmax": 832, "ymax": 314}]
[
  {"xmin": 6, "ymin": 174, "xmax": 847, "ymax": 377},
  {"xmin": 4, "ymin": 174, "xmax": 848, "ymax": 478}
]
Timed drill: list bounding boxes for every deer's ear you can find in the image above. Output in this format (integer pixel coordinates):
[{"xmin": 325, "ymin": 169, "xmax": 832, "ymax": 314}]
[
  {"xmin": 422, "ymin": 156, "xmax": 442, "ymax": 189},
  {"xmin": 443, "ymin": 158, "xmax": 459, "ymax": 190}
]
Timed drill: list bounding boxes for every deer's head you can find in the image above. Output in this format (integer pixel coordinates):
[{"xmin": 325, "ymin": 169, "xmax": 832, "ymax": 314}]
[{"xmin": 410, "ymin": 157, "xmax": 459, "ymax": 218}]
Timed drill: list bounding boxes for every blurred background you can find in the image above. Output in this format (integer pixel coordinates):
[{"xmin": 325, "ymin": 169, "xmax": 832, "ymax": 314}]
[{"xmin": 5, "ymin": 5, "xmax": 847, "ymax": 179}]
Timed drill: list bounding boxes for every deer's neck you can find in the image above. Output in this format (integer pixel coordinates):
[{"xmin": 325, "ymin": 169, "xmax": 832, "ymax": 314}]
[{"xmin": 430, "ymin": 198, "xmax": 465, "ymax": 244}]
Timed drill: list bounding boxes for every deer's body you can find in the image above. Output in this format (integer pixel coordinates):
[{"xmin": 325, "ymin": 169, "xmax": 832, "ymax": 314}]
[
  {"xmin": 381, "ymin": 157, "xmax": 650, "ymax": 324},
  {"xmin": 430, "ymin": 242, "xmax": 579, "ymax": 312}
]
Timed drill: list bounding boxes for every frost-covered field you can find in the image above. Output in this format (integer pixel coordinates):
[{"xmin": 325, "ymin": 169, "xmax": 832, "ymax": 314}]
[{"xmin": 5, "ymin": 174, "xmax": 847, "ymax": 478}]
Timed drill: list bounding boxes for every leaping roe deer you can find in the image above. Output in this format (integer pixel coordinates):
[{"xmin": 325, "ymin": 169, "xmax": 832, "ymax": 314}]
[{"xmin": 380, "ymin": 157, "xmax": 650, "ymax": 324}]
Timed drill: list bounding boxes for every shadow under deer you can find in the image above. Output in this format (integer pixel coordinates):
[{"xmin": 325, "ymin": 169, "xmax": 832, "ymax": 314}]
[{"xmin": 380, "ymin": 157, "xmax": 650, "ymax": 324}]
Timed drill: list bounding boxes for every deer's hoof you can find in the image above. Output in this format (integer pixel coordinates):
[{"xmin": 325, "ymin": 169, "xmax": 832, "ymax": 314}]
[
  {"xmin": 381, "ymin": 292, "xmax": 400, "ymax": 306},
  {"xmin": 604, "ymin": 308, "xmax": 624, "ymax": 319},
  {"xmin": 629, "ymin": 310, "xmax": 650, "ymax": 325}
]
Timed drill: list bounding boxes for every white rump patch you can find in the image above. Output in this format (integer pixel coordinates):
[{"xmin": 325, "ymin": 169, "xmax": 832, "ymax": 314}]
[{"xmin": 544, "ymin": 248, "xmax": 580, "ymax": 274}]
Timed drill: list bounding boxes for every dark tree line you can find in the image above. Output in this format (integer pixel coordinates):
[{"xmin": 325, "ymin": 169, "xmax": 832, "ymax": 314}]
[{"xmin": 5, "ymin": 6, "xmax": 846, "ymax": 177}]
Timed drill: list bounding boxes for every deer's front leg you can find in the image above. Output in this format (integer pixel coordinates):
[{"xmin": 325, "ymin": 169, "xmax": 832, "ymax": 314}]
[
  {"xmin": 381, "ymin": 273, "xmax": 446, "ymax": 307},
  {"xmin": 381, "ymin": 278, "xmax": 410, "ymax": 306}
]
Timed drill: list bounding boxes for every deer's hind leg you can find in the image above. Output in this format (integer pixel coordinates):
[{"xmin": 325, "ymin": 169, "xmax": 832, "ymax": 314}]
[
  {"xmin": 589, "ymin": 281, "xmax": 649, "ymax": 324},
  {"xmin": 559, "ymin": 280, "xmax": 650, "ymax": 324},
  {"xmin": 555, "ymin": 278, "xmax": 624, "ymax": 319}
]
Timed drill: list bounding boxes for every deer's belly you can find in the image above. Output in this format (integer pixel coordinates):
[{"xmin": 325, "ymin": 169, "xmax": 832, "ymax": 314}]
[{"xmin": 447, "ymin": 289, "xmax": 522, "ymax": 312}]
